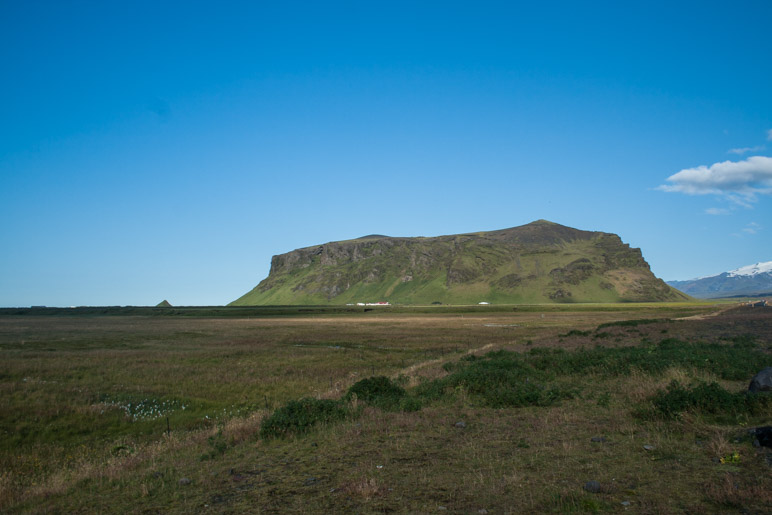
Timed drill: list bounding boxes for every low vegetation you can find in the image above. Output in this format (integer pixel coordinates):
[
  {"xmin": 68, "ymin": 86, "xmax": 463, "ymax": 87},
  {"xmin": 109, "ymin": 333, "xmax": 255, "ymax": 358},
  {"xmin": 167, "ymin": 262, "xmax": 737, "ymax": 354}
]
[{"xmin": 1, "ymin": 303, "xmax": 770, "ymax": 513}]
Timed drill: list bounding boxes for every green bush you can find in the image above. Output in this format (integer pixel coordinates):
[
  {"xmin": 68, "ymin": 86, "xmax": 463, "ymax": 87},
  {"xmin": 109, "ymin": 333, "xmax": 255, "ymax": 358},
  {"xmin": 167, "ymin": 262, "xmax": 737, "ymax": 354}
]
[
  {"xmin": 260, "ymin": 398, "xmax": 347, "ymax": 439},
  {"xmin": 596, "ymin": 318, "xmax": 667, "ymax": 330},
  {"xmin": 560, "ymin": 329, "xmax": 591, "ymax": 337},
  {"xmin": 414, "ymin": 351, "xmax": 575, "ymax": 408},
  {"xmin": 651, "ymin": 380, "xmax": 772, "ymax": 421},
  {"xmin": 345, "ymin": 376, "xmax": 406, "ymax": 411}
]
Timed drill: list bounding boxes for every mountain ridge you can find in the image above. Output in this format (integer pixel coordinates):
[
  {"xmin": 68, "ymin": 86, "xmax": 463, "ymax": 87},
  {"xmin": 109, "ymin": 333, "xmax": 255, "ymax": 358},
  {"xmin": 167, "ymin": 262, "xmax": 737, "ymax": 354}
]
[
  {"xmin": 667, "ymin": 261, "xmax": 772, "ymax": 299},
  {"xmin": 232, "ymin": 220, "xmax": 688, "ymax": 305}
]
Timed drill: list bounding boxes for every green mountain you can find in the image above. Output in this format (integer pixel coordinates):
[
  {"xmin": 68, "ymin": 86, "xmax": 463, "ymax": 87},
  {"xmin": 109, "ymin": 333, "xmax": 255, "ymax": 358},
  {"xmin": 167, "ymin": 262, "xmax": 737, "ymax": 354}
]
[
  {"xmin": 231, "ymin": 220, "xmax": 688, "ymax": 305},
  {"xmin": 155, "ymin": 300, "xmax": 172, "ymax": 307}
]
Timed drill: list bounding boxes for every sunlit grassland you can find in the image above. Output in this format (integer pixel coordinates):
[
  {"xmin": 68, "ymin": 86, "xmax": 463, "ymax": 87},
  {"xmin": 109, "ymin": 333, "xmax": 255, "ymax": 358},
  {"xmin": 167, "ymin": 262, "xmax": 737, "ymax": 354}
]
[{"xmin": 1, "ymin": 302, "xmax": 770, "ymax": 512}]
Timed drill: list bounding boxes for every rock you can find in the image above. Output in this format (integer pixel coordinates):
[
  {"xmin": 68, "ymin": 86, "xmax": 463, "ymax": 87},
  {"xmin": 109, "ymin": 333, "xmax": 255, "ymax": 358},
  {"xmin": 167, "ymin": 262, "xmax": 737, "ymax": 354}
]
[
  {"xmin": 750, "ymin": 426, "xmax": 772, "ymax": 447},
  {"xmin": 621, "ymin": 501, "xmax": 631, "ymax": 506},
  {"xmin": 583, "ymin": 480, "xmax": 601, "ymax": 493},
  {"xmin": 748, "ymin": 367, "xmax": 772, "ymax": 393},
  {"xmin": 178, "ymin": 478, "xmax": 191, "ymax": 486},
  {"xmin": 478, "ymin": 510, "xmax": 488, "ymax": 514},
  {"xmin": 643, "ymin": 445, "xmax": 654, "ymax": 451},
  {"xmin": 455, "ymin": 421, "xmax": 467, "ymax": 429},
  {"xmin": 591, "ymin": 437, "xmax": 607, "ymax": 443},
  {"xmin": 304, "ymin": 477, "xmax": 318, "ymax": 486}
]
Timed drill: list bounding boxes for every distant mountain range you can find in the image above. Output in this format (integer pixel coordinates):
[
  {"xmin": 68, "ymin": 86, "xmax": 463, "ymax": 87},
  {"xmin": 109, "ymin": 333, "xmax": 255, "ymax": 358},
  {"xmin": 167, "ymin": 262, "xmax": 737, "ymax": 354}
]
[
  {"xmin": 231, "ymin": 220, "xmax": 687, "ymax": 305},
  {"xmin": 667, "ymin": 261, "xmax": 772, "ymax": 299}
]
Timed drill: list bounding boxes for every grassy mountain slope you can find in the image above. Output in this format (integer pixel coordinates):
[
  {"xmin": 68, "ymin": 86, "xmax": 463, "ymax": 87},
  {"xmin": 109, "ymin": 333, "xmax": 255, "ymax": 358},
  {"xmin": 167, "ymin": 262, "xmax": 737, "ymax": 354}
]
[{"xmin": 232, "ymin": 220, "xmax": 688, "ymax": 305}]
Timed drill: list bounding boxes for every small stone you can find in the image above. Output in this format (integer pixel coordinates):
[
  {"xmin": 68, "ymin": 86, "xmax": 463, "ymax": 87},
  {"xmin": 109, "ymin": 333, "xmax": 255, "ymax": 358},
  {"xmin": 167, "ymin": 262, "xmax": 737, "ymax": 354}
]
[
  {"xmin": 304, "ymin": 477, "xmax": 318, "ymax": 486},
  {"xmin": 478, "ymin": 510, "xmax": 488, "ymax": 514},
  {"xmin": 591, "ymin": 437, "xmax": 607, "ymax": 443},
  {"xmin": 455, "ymin": 421, "xmax": 467, "ymax": 429},
  {"xmin": 583, "ymin": 480, "xmax": 601, "ymax": 493},
  {"xmin": 178, "ymin": 477, "xmax": 191, "ymax": 486},
  {"xmin": 643, "ymin": 445, "xmax": 654, "ymax": 451},
  {"xmin": 621, "ymin": 501, "xmax": 631, "ymax": 506},
  {"xmin": 438, "ymin": 507, "xmax": 447, "ymax": 511},
  {"xmin": 754, "ymin": 439, "xmax": 761, "ymax": 448}
]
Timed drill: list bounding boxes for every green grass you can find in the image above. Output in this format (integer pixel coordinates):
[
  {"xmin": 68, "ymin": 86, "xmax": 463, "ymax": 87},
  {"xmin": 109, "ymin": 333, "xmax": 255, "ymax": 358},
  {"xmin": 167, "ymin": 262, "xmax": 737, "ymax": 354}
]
[{"xmin": 1, "ymin": 304, "xmax": 770, "ymax": 513}]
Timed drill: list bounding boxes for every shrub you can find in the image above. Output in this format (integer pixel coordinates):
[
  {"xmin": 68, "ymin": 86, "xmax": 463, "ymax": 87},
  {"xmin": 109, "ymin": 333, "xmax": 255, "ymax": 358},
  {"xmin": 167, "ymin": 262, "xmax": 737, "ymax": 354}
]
[
  {"xmin": 345, "ymin": 376, "xmax": 406, "ymax": 411},
  {"xmin": 596, "ymin": 318, "xmax": 668, "ymax": 330},
  {"xmin": 651, "ymin": 380, "xmax": 772, "ymax": 421},
  {"xmin": 560, "ymin": 329, "xmax": 591, "ymax": 337},
  {"xmin": 260, "ymin": 398, "xmax": 347, "ymax": 439}
]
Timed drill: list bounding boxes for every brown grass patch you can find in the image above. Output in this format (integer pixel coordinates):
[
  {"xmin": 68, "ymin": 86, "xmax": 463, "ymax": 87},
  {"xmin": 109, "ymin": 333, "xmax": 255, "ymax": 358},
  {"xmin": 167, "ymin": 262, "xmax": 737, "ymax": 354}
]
[
  {"xmin": 703, "ymin": 473, "xmax": 772, "ymax": 508},
  {"xmin": 222, "ymin": 410, "xmax": 269, "ymax": 444},
  {"xmin": 340, "ymin": 476, "xmax": 386, "ymax": 500}
]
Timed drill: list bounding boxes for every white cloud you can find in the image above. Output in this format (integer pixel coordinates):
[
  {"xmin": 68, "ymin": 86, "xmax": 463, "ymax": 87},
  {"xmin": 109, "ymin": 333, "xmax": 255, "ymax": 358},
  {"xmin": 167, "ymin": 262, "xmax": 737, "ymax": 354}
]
[
  {"xmin": 742, "ymin": 222, "xmax": 762, "ymax": 234},
  {"xmin": 734, "ymin": 222, "xmax": 762, "ymax": 237},
  {"xmin": 658, "ymin": 155, "xmax": 772, "ymax": 204},
  {"xmin": 728, "ymin": 145, "xmax": 764, "ymax": 155},
  {"xmin": 705, "ymin": 207, "xmax": 730, "ymax": 215}
]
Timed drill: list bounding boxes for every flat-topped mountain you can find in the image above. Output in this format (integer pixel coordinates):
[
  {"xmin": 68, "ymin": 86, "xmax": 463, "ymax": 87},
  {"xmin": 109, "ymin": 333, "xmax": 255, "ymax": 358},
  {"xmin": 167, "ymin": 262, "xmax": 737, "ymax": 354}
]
[{"xmin": 231, "ymin": 220, "xmax": 688, "ymax": 305}]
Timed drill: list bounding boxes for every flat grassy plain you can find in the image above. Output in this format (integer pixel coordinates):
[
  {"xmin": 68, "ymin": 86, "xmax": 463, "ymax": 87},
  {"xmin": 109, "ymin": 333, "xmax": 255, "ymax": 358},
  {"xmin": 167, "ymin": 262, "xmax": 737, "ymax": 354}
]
[{"xmin": 1, "ymin": 303, "xmax": 770, "ymax": 513}]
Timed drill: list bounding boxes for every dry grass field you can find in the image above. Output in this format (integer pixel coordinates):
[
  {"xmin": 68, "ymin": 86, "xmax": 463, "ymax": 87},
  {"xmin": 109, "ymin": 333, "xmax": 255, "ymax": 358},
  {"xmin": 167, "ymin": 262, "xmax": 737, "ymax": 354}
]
[{"xmin": 1, "ymin": 303, "xmax": 770, "ymax": 513}]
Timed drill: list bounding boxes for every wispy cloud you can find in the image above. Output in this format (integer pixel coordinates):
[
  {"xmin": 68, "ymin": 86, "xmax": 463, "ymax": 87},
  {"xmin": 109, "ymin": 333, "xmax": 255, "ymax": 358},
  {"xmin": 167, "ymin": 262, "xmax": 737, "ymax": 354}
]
[
  {"xmin": 658, "ymin": 156, "xmax": 772, "ymax": 204},
  {"xmin": 732, "ymin": 222, "xmax": 763, "ymax": 238},
  {"xmin": 743, "ymin": 222, "xmax": 761, "ymax": 234},
  {"xmin": 705, "ymin": 207, "xmax": 730, "ymax": 215},
  {"xmin": 768, "ymin": 128, "xmax": 772, "ymax": 141},
  {"xmin": 728, "ymin": 145, "xmax": 764, "ymax": 155}
]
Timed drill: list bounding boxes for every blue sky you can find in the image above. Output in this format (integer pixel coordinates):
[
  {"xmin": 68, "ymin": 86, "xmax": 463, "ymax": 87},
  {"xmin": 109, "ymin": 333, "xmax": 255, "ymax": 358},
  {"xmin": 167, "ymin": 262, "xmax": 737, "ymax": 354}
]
[{"xmin": 1, "ymin": 0, "xmax": 771, "ymax": 306}]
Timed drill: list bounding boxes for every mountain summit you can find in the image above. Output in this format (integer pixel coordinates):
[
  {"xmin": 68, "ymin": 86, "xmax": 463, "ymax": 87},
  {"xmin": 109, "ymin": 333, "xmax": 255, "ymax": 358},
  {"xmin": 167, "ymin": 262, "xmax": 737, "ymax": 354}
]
[
  {"xmin": 667, "ymin": 261, "xmax": 772, "ymax": 298},
  {"xmin": 231, "ymin": 220, "xmax": 687, "ymax": 305}
]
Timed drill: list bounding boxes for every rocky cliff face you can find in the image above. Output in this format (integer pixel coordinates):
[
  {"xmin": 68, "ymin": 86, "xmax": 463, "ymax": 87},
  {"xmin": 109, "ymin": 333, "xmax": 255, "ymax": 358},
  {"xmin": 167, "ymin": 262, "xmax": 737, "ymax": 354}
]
[{"xmin": 231, "ymin": 220, "xmax": 688, "ymax": 305}]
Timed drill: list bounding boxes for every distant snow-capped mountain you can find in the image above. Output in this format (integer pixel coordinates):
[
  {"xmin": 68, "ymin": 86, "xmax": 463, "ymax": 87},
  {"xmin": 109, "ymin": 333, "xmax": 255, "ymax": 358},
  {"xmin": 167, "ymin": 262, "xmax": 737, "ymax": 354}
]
[
  {"xmin": 667, "ymin": 261, "xmax": 772, "ymax": 298},
  {"xmin": 727, "ymin": 261, "xmax": 772, "ymax": 277}
]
